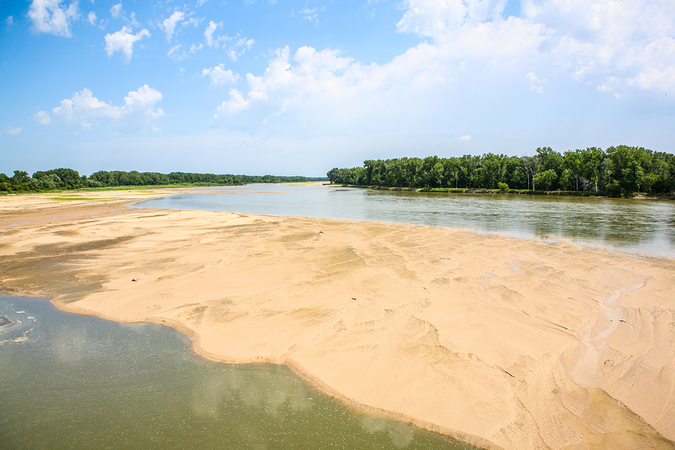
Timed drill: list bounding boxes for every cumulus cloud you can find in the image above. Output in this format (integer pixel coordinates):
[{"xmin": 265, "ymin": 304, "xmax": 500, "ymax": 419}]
[
  {"xmin": 51, "ymin": 88, "xmax": 120, "ymax": 128},
  {"xmin": 161, "ymin": 10, "xmax": 184, "ymax": 42},
  {"xmin": 104, "ymin": 26, "xmax": 150, "ymax": 62},
  {"xmin": 42, "ymin": 85, "xmax": 163, "ymax": 133},
  {"xmin": 87, "ymin": 11, "xmax": 96, "ymax": 25},
  {"xmin": 395, "ymin": 0, "xmax": 675, "ymax": 94},
  {"xmin": 202, "ymin": 64, "xmax": 239, "ymax": 87},
  {"xmin": 459, "ymin": 135, "xmax": 471, "ymax": 140},
  {"xmin": 214, "ymin": 46, "xmax": 369, "ymax": 131},
  {"xmin": 211, "ymin": 0, "xmax": 674, "ymax": 136},
  {"xmin": 28, "ymin": 0, "xmax": 79, "ymax": 37},
  {"xmin": 5, "ymin": 16, "xmax": 14, "ymax": 26}
]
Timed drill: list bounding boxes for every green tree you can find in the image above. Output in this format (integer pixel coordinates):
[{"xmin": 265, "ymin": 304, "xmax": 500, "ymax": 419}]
[
  {"xmin": 533, "ymin": 169, "xmax": 557, "ymax": 191},
  {"xmin": 10, "ymin": 170, "xmax": 30, "ymax": 191},
  {"xmin": 563, "ymin": 150, "xmax": 583, "ymax": 191},
  {"xmin": 606, "ymin": 145, "xmax": 649, "ymax": 196},
  {"xmin": 580, "ymin": 147, "xmax": 606, "ymax": 192},
  {"xmin": 521, "ymin": 155, "xmax": 540, "ymax": 191}
]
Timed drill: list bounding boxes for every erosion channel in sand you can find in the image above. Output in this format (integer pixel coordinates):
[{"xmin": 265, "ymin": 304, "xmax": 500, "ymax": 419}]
[{"xmin": 1, "ymin": 190, "xmax": 674, "ymax": 450}]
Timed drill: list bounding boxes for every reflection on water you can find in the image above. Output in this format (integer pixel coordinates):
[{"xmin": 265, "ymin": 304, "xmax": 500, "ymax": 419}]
[
  {"xmin": 136, "ymin": 184, "xmax": 675, "ymax": 257},
  {"xmin": 0, "ymin": 296, "xmax": 474, "ymax": 450}
]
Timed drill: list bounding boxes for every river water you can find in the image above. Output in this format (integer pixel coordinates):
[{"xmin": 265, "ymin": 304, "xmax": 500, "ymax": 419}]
[
  {"xmin": 137, "ymin": 184, "xmax": 675, "ymax": 258},
  {"xmin": 3, "ymin": 185, "xmax": 673, "ymax": 449},
  {"xmin": 0, "ymin": 296, "xmax": 472, "ymax": 450}
]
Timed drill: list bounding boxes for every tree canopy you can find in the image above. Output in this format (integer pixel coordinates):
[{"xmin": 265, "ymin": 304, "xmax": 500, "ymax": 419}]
[
  {"xmin": 0, "ymin": 169, "xmax": 326, "ymax": 193},
  {"xmin": 327, "ymin": 146, "xmax": 675, "ymax": 197}
]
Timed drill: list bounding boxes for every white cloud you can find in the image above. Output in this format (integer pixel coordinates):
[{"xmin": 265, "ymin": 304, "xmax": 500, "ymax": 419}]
[
  {"xmin": 459, "ymin": 134, "xmax": 471, "ymax": 140},
  {"xmin": 526, "ymin": 72, "xmax": 544, "ymax": 94},
  {"xmin": 299, "ymin": 8, "xmax": 318, "ymax": 22},
  {"xmin": 34, "ymin": 111, "xmax": 52, "ymax": 125},
  {"xmin": 218, "ymin": 89, "xmax": 249, "ymax": 115},
  {"xmin": 396, "ymin": 0, "xmax": 468, "ymax": 39},
  {"xmin": 185, "ymin": 17, "xmax": 201, "ymax": 28},
  {"xmin": 5, "ymin": 15, "xmax": 14, "ymax": 26},
  {"xmin": 110, "ymin": 3, "xmax": 122, "ymax": 18},
  {"xmin": 203, "ymin": 20, "xmax": 254, "ymax": 58},
  {"xmin": 209, "ymin": 0, "xmax": 674, "ymax": 136},
  {"xmin": 4, "ymin": 126, "xmax": 22, "ymax": 135},
  {"xmin": 168, "ymin": 44, "xmax": 188, "ymax": 61},
  {"xmin": 202, "ymin": 64, "xmax": 239, "ymax": 87},
  {"xmin": 104, "ymin": 26, "xmax": 150, "ymax": 63},
  {"xmin": 191, "ymin": 43, "xmax": 204, "ymax": 53},
  {"xmin": 161, "ymin": 10, "xmax": 184, "ymax": 42},
  {"xmin": 87, "ymin": 11, "xmax": 96, "ymax": 25},
  {"xmin": 204, "ymin": 20, "xmax": 222, "ymax": 47},
  {"xmin": 129, "ymin": 11, "xmax": 139, "ymax": 27},
  {"xmin": 214, "ymin": 46, "xmax": 371, "ymax": 131},
  {"xmin": 52, "ymin": 88, "xmax": 120, "ymax": 128},
  {"xmin": 28, "ymin": 0, "xmax": 79, "ymax": 37},
  {"xmin": 227, "ymin": 37, "xmax": 255, "ymax": 61},
  {"xmin": 297, "ymin": 5, "xmax": 325, "ymax": 24},
  {"xmin": 47, "ymin": 85, "xmax": 163, "ymax": 133},
  {"xmin": 395, "ymin": 0, "xmax": 675, "ymax": 94}
]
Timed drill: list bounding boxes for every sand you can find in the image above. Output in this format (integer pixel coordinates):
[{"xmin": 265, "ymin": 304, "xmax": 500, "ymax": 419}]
[{"xmin": 1, "ymin": 190, "xmax": 674, "ymax": 449}]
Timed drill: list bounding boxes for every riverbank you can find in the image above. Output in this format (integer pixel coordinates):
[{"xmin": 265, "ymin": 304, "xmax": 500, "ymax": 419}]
[
  {"xmin": 338, "ymin": 184, "xmax": 675, "ymax": 199},
  {"xmin": 1, "ymin": 191, "xmax": 674, "ymax": 449}
]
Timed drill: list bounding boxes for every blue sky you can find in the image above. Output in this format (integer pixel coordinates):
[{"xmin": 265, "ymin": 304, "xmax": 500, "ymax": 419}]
[{"xmin": 1, "ymin": 0, "xmax": 674, "ymax": 177}]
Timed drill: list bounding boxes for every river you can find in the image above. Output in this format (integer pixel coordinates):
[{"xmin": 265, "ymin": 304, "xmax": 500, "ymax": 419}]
[
  {"xmin": 137, "ymin": 184, "xmax": 675, "ymax": 258},
  {"xmin": 0, "ymin": 295, "xmax": 472, "ymax": 450}
]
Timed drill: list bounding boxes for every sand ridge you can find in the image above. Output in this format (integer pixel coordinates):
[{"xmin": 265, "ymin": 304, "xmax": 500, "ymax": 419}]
[{"xmin": 1, "ymin": 190, "xmax": 674, "ymax": 449}]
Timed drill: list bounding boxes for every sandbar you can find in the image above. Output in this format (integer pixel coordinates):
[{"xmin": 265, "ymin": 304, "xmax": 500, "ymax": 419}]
[{"xmin": 1, "ymin": 190, "xmax": 674, "ymax": 449}]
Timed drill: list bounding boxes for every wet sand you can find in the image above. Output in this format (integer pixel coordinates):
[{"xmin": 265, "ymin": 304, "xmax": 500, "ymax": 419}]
[{"xmin": 1, "ymin": 190, "xmax": 674, "ymax": 449}]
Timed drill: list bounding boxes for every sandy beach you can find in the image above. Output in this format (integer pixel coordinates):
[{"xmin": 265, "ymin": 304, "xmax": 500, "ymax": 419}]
[{"xmin": 1, "ymin": 190, "xmax": 674, "ymax": 450}]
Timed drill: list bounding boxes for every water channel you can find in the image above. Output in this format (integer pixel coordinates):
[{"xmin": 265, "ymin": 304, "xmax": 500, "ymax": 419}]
[
  {"xmin": 0, "ymin": 296, "xmax": 472, "ymax": 450},
  {"xmin": 137, "ymin": 184, "xmax": 675, "ymax": 258}
]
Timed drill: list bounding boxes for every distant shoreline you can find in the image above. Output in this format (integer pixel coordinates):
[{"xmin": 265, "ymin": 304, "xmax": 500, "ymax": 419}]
[{"xmin": 332, "ymin": 184, "xmax": 675, "ymax": 200}]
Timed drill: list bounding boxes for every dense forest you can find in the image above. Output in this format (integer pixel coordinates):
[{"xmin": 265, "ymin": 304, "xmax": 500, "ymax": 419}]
[
  {"xmin": 0, "ymin": 168, "xmax": 326, "ymax": 193},
  {"xmin": 327, "ymin": 146, "xmax": 675, "ymax": 197}
]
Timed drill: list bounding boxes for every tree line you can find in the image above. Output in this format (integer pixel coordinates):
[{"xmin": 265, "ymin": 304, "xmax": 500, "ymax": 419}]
[
  {"xmin": 327, "ymin": 146, "xmax": 675, "ymax": 197},
  {"xmin": 0, "ymin": 168, "xmax": 326, "ymax": 193}
]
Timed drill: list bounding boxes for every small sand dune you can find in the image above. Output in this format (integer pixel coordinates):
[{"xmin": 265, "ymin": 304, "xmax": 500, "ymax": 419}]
[{"xmin": 1, "ymin": 191, "xmax": 673, "ymax": 449}]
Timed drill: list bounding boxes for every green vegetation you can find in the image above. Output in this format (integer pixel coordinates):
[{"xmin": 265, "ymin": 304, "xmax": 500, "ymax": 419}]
[
  {"xmin": 0, "ymin": 169, "xmax": 327, "ymax": 194},
  {"xmin": 327, "ymin": 146, "xmax": 675, "ymax": 197}
]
